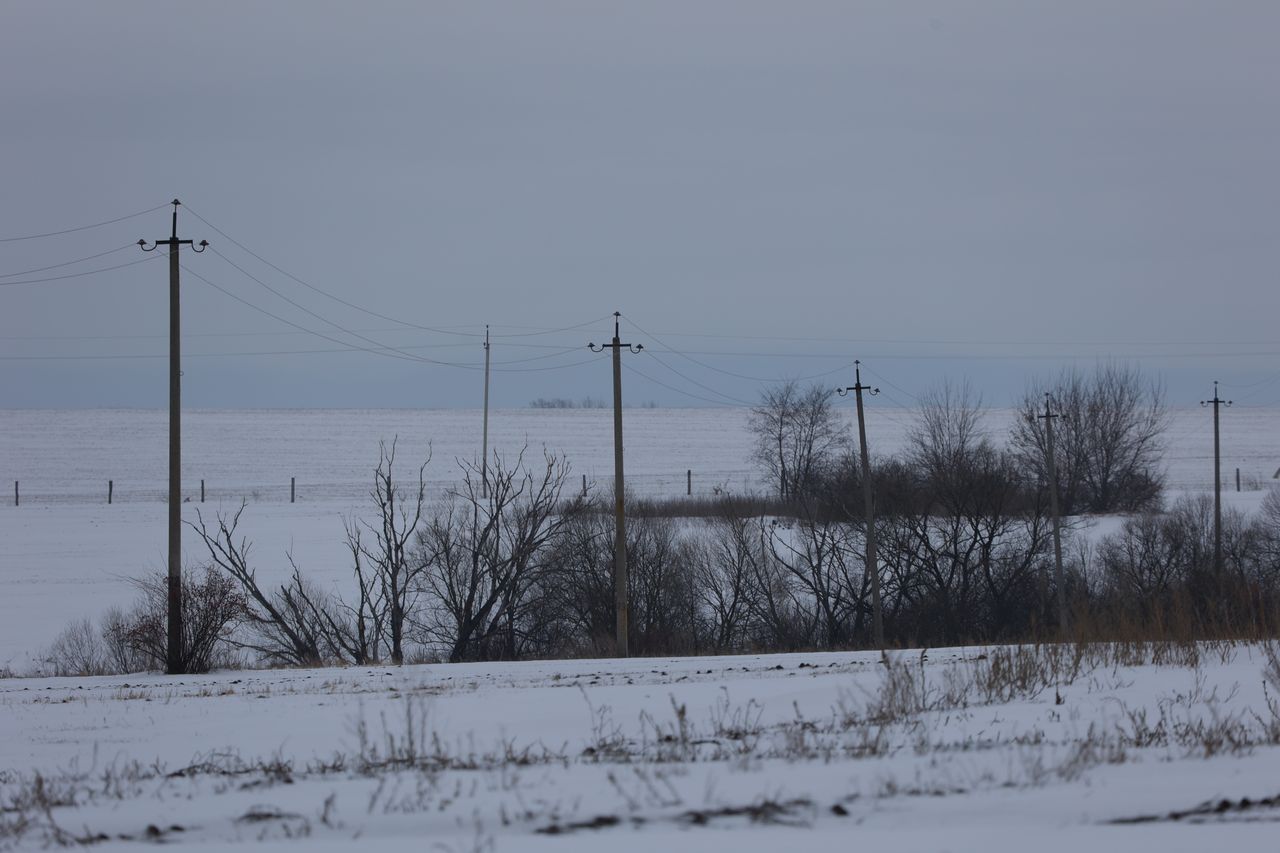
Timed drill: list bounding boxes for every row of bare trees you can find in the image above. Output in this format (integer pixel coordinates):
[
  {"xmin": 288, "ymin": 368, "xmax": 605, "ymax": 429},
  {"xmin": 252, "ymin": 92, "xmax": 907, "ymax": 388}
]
[
  {"xmin": 34, "ymin": 363, "xmax": 1277, "ymax": 674},
  {"xmin": 751, "ymin": 364, "xmax": 1169, "ymax": 515},
  {"xmin": 179, "ymin": 382, "xmax": 1077, "ymax": 663},
  {"xmin": 39, "ymin": 465, "xmax": 1280, "ymax": 675}
]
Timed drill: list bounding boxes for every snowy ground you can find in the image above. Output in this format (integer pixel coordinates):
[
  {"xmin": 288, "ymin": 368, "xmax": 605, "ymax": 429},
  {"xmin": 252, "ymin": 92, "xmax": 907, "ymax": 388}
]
[
  {"xmin": 3, "ymin": 408, "xmax": 1280, "ymax": 849},
  {"xmin": 3, "ymin": 643, "xmax": 1280, "ymax": 850}
]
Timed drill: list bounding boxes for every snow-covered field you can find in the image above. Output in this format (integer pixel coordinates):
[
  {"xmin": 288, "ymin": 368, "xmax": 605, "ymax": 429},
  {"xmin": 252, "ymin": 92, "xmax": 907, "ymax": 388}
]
[
  {"xmin": 1, "ymin": 406, "xmax": 1277, "ymax": 669},
  {"xmin": 2, "ymin": 407, "xmax": 1280, "ymax": 849},
  {"xmin": 4, "ymin": 643, "xmax": 1280, "ymax": 850}
]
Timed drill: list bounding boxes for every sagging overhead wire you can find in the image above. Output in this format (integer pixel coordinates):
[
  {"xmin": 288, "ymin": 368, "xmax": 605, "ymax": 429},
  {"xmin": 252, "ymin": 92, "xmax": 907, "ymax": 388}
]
[
  {"xmin": 861, "ymin": 365, "xmax": 923, "ymax": 404},
  {"xmin": 631, "ymin": 328, "xmax": 1280, "ymax": 350},
  {"xmin": 623, "ymin": 362, "xmax": 744, "ymax": 407},
  {"xmin": 208, "ymin": 248, "xmax": 591, "ymax": 369},
  {"xmin": 0, "ymin": 346, "xmax": 604, "ymax": 365},
  {"xmin": 642, "ymin": 349, "xmax": 755, "ymax": 406},
  {"xmin": 206, "ymin": 247, "xmax": 481, "ymax": 368},
  {"xmin": 0, "ymin": 254, "xmax": 164, "ymax": 287},
  {"xmin": 182, "ymin": 263, "xmax": 605, "ymax": 373},
  {"xmin": 623, "ymin": 313, "xmax": 859, "ymax": 385},
  {"xmin": 182, "ymin": 203, "xmax": 610, "ymax": 340},
  {"xmin": 183, "ymin": 263, "xmax": 476, "ymax": 368},
  {"xmin": 0, "ymin": 203, "xmax": 170, "ymax": 243},
  {"xmin": 0, "ymin": 244, "xmax": 137, "ymax": 279}
]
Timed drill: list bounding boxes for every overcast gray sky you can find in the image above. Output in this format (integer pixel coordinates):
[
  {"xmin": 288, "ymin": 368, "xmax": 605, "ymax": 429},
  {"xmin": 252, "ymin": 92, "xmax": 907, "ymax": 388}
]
[{"xmin": 1, "ymin": 1, "xmax": 1276, "ymax": 409}]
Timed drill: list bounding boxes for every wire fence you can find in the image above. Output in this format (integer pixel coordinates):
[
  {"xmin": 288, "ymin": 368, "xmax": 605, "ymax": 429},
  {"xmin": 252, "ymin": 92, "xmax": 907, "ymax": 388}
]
[
  {"xmin": 7, "ymin": 463, "xmax": 1276, "ymax": 508},
  {"xmin": 5, "ymin": 468, "xmax": 767, "ymax": 507}
]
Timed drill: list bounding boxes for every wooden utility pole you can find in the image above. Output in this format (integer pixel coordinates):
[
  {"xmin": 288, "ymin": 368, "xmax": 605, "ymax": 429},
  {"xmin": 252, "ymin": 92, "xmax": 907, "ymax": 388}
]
[
  {"xmin": 836, "ymin": 361, "xmax": 884, "ymax": 650},
  {"xmin": 139, "ymin": 200, "xmax": 207, "ymax": 676},
  {"xmin": 588, "ymin": 313, "xmax": 643, "ymax": 657},
  {"xmin": 481, "ymin": 325, "xmax": 491, "ymax": 499},
  {"xmin": 1037, "ymin": 394, "xmax": 1068, "ymax": 635},
  {"xmin": 1201, "ymin": 381, "xmax": 1232, "ymax": 576}
]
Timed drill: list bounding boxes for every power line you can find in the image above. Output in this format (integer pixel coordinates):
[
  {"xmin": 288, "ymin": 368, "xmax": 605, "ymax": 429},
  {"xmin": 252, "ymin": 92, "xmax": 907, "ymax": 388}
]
[
  {"xmin": 622, "ymin": 362, "xmax": 744, "ymax": 407},
  {"xmin": 0, "ymin": 328, "xmax": 593, "ymax": 347},
  {"xmin": 633, "ymin": 327, "xmax": 1280, "ymax": 349},
  {"xmin": 183, "ymin": 263, "xmax": 468, "ymax": 368},
  {"xmin": 625, "ymin": 313, "xmax": 860, "ymax": 383},
  {"xmin": 207, "ymin": 247, "xmax": 481, "ymax": 368},
  {"xmin": 861, "ymin": 365, "xmax": 923, "ymax": 403},
  {"xmin": 0, "ymin": 244, "xmax": 136, "ymax": 279},
  {"xmin": 0, "ymin": 203, "xmax": 170, "ymax": 243},
  {"xmin": 171, "ymin": 263, "xmax": 606, "ymax": 374},
  {"xmin": 210, "ymin": 248, "xmax": 589, "ymax": 369},
  {"xmin": 1220, "ymin": 370, "xmax": 1280, "ymax": 392},
  {"xmin": 0, "ymin": 254, "xmax": 164, "ymax": 287},
  {"xmin": 494, "ymin": 355, "xmax": 600, "ymax": 373},
  {"xmin": 0, "ymin": 345, "xmax": 602, "ymax": 366},
  {"xmin": 642, "ymin": 349, "xmax": 755, "ymax": 406},
  {"xmin": 182, "ymin": 203, "xmax": 610, "ymax": 340}
]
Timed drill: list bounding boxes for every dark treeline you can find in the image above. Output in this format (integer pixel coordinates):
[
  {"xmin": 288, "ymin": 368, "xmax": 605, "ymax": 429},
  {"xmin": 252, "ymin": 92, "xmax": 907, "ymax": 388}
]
[{"xmin": 35, "ymin": 365, "xmax": 1280, "ymax": 675}]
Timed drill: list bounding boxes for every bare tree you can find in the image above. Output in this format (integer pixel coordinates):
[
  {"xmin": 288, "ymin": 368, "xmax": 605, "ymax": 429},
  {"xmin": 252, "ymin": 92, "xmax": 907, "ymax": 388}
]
[
  {"xmin": 1012, "ymin": 364, "xmax": 1168, "ymax": 514},
  {"xmin": 872, "ymin": 382, "xmax": 1055, "ymax": 643},
  {"xmin": 192, "ymin": 504, "xmax": 329, "ymax": 666},
  {"xmin": 350, "ymin": 439, "xmax": 429, "ymax": 664},
  {"xmin": 627, "ymin": 514, "xmax": 701, "ymax": 654},
  {"xmin": 532, "ymin": 493, "xmax": 702, "ymax": 657},
  {"xmin": 749, "ymin": 380, "xmax": 846, "ymax": 499},
  {"xmin": 413, "ymin": 448, "xmax": 580, "ymax": 662},
  {"xmin": 908, "ymin": 380, "xmax": 988, "ymax": 495},
  {"xmin": 192, "ymin": 441, "xmax": 430, "ymax": 667},
  {"xmin": 694, "ymin": 512, "xmax": 765, "ymax": 652},
  {"xmin": 768, "ymin": 510, "xmax": 864, "ymax": 649}
]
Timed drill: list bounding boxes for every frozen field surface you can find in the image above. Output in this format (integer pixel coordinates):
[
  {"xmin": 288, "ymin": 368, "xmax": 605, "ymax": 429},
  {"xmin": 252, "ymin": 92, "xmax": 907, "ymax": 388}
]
[
  {"xmin": 3, "ymin": 644, "xmax": 1280, "ymax": 850},
  {"xmin": 1, "ymin": 406, "xmax": 1277, "ymax": 668}
]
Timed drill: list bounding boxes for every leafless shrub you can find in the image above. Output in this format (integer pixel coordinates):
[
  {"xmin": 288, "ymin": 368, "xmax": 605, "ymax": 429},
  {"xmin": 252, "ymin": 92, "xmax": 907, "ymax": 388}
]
[
  {"xmin": 106, "ymin": 566, "xmax": 246, "ymax": 674},
  {"xmin": 863, "ymin": 655, "xmax": 931, "ymax": 723},
  {"xmin": 970, "ymin": 647, "xmax": 1055, "ymax": 704},
  {"xmin": 37, "ymin": 618, "xmax": 109, "ymax": 677},
  {"xmin": 1262, "ymin": 641, "xmax": 1280, "ymax": 692}
]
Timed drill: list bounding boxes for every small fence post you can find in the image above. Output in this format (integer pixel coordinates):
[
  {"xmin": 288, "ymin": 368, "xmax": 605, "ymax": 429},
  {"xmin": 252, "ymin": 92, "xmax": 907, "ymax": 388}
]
[
  {"xmin": 13, "ymin": 481, "xmax": 17, "ymax": 507},
  {"xmin": 687, "ymin": 469, "xmax": 692, "ymax": 496},
  {"xmin": 291, "ymin": 477, "xmax": 296, "ymax": 504},
  {"xmin": 108, "ymin": 480, "xmax": 113, "ymax": 505},
  {"xmin": 582, "ymin": 474, "xmax": 587, "ymax": 497},
  {"xmin": 201, "ymin": 479, "xmax": 205, "ymax": 503},
  {"xmin": 1236, "ymin": 468, "xmax": 1241, "ymax": 492}
]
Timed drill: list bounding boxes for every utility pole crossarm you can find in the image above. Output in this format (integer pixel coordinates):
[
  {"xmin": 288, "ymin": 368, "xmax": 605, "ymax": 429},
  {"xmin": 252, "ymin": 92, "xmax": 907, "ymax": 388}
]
[
  {"xmin": 138, "ymin": 199, "xmax": 207, "ymax": 676},
  {"xmin": 587, "ymin": 312, "xmax": 643, "ymax": 658}
]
